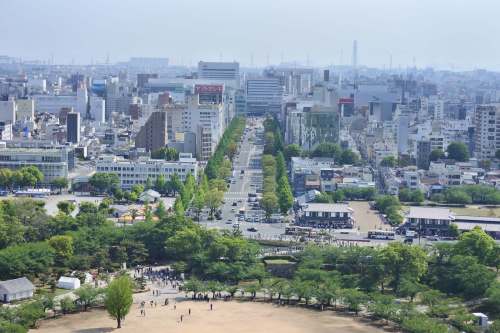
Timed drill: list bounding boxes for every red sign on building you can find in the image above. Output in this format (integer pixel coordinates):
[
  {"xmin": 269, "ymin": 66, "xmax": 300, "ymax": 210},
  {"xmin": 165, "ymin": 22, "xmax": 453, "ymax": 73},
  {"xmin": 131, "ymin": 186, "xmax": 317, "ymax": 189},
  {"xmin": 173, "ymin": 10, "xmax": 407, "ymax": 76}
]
[{"xmin": 195, "ymin": 84, "xmax": 224, "ymax": 94}]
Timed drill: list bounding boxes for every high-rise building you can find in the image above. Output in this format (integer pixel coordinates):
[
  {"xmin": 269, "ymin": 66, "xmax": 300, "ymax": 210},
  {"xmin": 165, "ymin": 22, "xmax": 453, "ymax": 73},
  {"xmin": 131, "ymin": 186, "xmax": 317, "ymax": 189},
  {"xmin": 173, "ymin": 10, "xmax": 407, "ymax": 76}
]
[
  {"xmin": 135, "ymin": 111, "xmax": 168, "ymax": 152},
  {"xmin": 198, "ymin": 61, "xmax": 240, "ymax": 84},
  {"xmin": 246, "ymin": 78, "xmax": 283, "ymax": 115},
  {"xmin": 474, "ymin": 104, "xmax": 499, "ymax": 159},
  {"xmin": 416, "ymin": 140, "xmax": 431, "ymax": 170},
  {"xmin": 66, "ymin": 112, "xmax": 80, "ymax": 144}
]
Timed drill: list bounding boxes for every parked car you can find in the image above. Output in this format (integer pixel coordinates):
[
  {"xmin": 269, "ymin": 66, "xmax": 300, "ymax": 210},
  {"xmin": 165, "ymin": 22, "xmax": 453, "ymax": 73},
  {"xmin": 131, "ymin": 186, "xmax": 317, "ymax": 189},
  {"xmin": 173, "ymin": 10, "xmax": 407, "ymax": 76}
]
[{"xmin": 247, "ymin": 227, "xmax": 258, "ymax": 232}]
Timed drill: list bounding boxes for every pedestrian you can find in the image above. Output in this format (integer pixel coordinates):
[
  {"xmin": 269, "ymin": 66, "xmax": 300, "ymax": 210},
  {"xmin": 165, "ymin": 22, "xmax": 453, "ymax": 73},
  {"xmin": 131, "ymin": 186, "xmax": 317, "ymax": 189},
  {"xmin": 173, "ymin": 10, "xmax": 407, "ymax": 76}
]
[
  {"xmin": 174, "ymin": 304, "xmax": 176, "ymax": 310},
  {"xmin": 180, "ymin": 315, "xmax": 183, "ymax": 322},
  {"xmin": 188, "ymin": 308, "xmax": 191, "ymax": 315},
  {"xmin": 210, "ymin": 303, "xmax": 213, "ymax": 311}
]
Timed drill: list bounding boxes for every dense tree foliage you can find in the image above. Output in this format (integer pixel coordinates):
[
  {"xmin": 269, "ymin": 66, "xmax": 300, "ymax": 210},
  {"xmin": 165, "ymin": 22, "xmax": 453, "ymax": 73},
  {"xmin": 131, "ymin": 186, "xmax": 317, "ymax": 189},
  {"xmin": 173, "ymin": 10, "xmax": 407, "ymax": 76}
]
[
  {"xmin": 205, "ymin": 117, "xmax": 245, "ymax": 180},
  {"xmin": 150, "ymin": 147, "xmax": 179, "ymax": 161},
  {"xmin": 446, "ymin": 142, "xmax": 469, "ymax": 162}
]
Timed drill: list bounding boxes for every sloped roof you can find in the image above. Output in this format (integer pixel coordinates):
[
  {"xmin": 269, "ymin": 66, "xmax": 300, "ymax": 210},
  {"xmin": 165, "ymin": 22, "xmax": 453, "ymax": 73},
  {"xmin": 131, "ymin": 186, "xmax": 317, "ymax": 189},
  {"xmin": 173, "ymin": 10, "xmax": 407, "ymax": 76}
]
[
  {"xmin": 58, "ymin": 276, "xmax": 80, "ymax": 284},
  {"xmin": 0, "ymin": 277, "xmax": 34, "ymax": 294}
]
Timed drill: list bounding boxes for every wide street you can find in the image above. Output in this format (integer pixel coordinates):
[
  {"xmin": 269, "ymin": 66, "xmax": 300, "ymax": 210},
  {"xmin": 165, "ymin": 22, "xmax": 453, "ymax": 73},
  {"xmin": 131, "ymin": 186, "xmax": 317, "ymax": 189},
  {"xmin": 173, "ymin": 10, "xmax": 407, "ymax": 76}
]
[{"xmin": 201, "ymin": 118, "xmax": 288, "ymax": 238}]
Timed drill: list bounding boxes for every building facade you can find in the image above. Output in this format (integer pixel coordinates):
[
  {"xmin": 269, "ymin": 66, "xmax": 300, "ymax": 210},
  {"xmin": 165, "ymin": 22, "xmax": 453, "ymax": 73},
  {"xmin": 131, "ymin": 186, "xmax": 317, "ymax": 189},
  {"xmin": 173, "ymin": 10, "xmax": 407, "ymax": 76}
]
[
  {"xmin": 96, "ymin": 153, "xmax": 198, "ymax": 189},
  {"xmin": 135, "ymin": 111, "xmax": 168, "ymax": 152}
]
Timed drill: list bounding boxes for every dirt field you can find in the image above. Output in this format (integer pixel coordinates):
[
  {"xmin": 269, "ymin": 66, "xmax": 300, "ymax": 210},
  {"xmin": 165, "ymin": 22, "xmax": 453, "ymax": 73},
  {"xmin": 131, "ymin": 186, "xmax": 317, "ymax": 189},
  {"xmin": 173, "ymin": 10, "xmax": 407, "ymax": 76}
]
[
  {"xmin": 349, "ymin": 201, "xmax": 386, "ymax": 232},
  {"xmin": 32, "ymin": 300, "xmax": 385, "ymax": 333}
]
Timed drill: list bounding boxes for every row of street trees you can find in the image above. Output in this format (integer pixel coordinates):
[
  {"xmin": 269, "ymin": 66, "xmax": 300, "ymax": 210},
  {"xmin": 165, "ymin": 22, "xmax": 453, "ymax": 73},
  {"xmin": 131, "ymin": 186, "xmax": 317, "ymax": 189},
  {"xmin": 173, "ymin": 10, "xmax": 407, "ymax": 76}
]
[
  {"xmin": 261, "ymin": 118, "xmax": 293, "ymax": 220},
  {"xmin": 0, "ymin": 166, "xmax": 44, "ymax": 189}
]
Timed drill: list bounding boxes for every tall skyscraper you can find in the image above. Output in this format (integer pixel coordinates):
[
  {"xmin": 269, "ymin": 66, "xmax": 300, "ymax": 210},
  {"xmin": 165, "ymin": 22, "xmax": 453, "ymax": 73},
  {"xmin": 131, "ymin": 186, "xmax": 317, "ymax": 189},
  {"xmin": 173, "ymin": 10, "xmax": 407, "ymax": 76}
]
[
  {"xmin": 66, "ymin": 112, "xmax": 80, "ymax": 144},
  {"xmin": 135, "ymin": 111, "xmax": 168, "ymax": 152}
]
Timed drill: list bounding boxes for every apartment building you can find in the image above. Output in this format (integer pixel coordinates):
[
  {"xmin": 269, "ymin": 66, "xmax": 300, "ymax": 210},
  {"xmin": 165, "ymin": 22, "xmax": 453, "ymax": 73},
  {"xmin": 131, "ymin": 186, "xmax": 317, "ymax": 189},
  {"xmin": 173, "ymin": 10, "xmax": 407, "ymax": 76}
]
[{"xmin": 474, "ymin": 104, "xmax": 499, "ymax": 159}]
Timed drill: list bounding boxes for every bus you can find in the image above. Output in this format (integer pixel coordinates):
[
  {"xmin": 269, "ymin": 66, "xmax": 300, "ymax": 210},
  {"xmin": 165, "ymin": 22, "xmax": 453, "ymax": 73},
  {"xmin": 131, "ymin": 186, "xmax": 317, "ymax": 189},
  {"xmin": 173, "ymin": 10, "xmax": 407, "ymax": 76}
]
[
  {"xmin": 285, "ymin": 226, "xmax": 316, "ymax": 236},
  {"xmin": 368, "ymin": 230, "xmax": 395, "ymax": 240}
]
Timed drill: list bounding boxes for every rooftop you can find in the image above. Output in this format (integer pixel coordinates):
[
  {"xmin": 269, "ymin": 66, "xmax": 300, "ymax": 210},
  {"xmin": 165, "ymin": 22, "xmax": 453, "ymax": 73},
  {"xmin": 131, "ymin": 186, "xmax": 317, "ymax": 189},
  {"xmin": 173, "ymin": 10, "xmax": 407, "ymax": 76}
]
[
  {"xmin": 406, "ymin": 207, "xmax": 454, "ymax": 220},
  {"xmin": 0, "ymin": 277, "xmax": 34, "ymax": 293},
  {"xmin": 302, "ymin": 203, "xmax": 353, "ymax": 213}
]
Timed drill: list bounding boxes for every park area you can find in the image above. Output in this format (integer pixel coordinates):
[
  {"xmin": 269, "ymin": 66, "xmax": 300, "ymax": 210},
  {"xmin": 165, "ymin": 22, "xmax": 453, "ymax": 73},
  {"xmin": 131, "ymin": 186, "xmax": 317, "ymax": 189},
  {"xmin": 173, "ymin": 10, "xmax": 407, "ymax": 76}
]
[{"xmin": 32, "ymin": 300, "xmax": 384, "ymax": 333}]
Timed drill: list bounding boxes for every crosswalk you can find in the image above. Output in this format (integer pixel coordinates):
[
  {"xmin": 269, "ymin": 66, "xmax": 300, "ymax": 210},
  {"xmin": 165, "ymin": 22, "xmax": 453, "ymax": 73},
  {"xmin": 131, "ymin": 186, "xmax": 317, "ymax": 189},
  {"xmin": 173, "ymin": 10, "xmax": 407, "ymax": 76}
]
[{"xmin": 225, "ymin": 191, "xmax": 248, "ymax": 196}]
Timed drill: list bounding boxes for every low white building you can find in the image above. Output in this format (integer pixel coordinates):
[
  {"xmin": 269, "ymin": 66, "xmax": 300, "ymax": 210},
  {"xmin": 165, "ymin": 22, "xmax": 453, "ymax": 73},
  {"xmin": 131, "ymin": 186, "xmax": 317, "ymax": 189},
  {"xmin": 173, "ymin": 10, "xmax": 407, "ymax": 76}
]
[
  {"xmin": 57, "ymin": 276, "xmax": 81, "ymax": 290},
  {"xmin": 96, "ymin": 153, "xmax": 198, "ymax": 189},
  {"xmin": 0, "ymin": 277, "xmax": 35, "ymax": 302}
]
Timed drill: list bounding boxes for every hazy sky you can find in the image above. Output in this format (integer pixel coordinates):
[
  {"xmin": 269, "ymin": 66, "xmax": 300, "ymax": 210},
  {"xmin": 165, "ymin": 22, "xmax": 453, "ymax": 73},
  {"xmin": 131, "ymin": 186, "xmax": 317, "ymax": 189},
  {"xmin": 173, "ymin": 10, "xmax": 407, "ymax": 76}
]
[{"xmin": 2, "ymin": 0, "xmax": 499, "ymax": 70}]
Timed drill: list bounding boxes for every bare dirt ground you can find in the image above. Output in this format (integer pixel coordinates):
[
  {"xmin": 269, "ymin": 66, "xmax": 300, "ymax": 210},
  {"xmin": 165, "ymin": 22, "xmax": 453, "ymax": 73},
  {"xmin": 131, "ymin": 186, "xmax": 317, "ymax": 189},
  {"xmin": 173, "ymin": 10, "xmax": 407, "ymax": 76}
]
[
  {"xmin": 349, "ymin": 201, "xmax": 386, "ymax": 232},
  {"xmin": 32, "ymin": 300, "xmax": 385, "ymax": 333}
]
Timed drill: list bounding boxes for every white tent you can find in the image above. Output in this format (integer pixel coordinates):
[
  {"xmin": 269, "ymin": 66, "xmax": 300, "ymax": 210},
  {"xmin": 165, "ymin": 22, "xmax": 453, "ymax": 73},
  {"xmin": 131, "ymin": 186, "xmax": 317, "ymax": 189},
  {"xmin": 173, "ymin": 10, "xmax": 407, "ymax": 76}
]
[{"xmin": 57, "ymin": 276, "xmax": 81, "ymax": 290}]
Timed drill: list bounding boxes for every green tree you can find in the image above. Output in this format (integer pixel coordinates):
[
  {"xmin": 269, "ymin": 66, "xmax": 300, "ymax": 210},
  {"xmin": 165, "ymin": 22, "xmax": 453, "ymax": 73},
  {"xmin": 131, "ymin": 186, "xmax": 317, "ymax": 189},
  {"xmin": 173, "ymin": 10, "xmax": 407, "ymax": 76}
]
[
  {"xmin": 59, "ymin": 296, "xmax": 76, "ymax": 314},
  {"xmin": 340, "ymin": 149, "xmax": 359, "ymax": 165},
  {"xmin": 341, "ymin": 289, "xmax": 367, "ymax": 314},
  {"xmin": 277, "ymin": 176, "xmax": 293, "ymax": 214},
  {"xmin": 401, "ymin": 314, "xmax": 448, "ymax": 333},
  {"xmin": 89, "ymin": 173, "xmax": 120, "ymax": 194},
  {"xmin": 51, "ymin": 177, "xmax": 69, "ymax": 194},
  {"xmin": 57, "ymin": 201, "xmax": 76, "ymax": 215},
  {"xmin": 0, "ymin": 168, "xmax": 13, "ymax": 190},
  {"xmin": 447, "ymin": 142, "xmax": 469, "ymax": 162},
  {"xmin": 315, "ymin": 192, "xmax": 332, "ymax": 203},
  {"xmin": 284, "ymin": 144, "xmax": 302, "ymax": 161},
  {"xmin": 75, "ymin": 285, "xmax": 102, "ymax": 311},
  {"xmin": 105, "ymin": 276, "xmax": 134, "ymax": 328},
  {"xmin": 429, "ymin": 149, "xmax": 445, "ymax": 162},
  {"xmin": 183, "ymin": 277, "xmax": 203, "ymax": 299},
  {"xmin": 261, "ymin": 192, "xmax": 278, "ymax": 220},
  {"xmin": 380, "ymin": 156, "xmax": 397, "ymax": 167},
  {"xmin": 311, "ymin": 142, "xmax": 342, "ymax": 160},
  {"xmin": 48, "ymin": 235, "xmax": 74, "ymax": 260},
  {"xmin": 154, "ymin": 175, "xmax": 167, "ymax": 194},
  {"xmin": 193, "ymin": 189, "xmax": 205, "ymax": 221},
  {"xmin": 205, "ymin": 190, "xmax": 223, "ymax": 218},
  {"xmin": 454, "ymin": 226, "xmax": 497, "ymax": 265}
]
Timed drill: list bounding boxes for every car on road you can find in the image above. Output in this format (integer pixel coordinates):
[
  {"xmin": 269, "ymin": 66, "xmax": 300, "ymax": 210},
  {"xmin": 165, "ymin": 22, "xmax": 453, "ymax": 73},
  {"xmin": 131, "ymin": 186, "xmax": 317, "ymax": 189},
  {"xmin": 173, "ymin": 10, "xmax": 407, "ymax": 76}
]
[
  {"xmin": 247, "ymin": 227, "xmax": 258, "ymax": 232},
  {"xmin": 225, "ymin": 220, "xmax": 232, "ymax": 224},
  {"xmin": 427, "ymin": 235, "xmax": 440, "ymax": 241},
  {"xmin": 232, "ymin": 202, "xmax": 237, "ymax": 206}
]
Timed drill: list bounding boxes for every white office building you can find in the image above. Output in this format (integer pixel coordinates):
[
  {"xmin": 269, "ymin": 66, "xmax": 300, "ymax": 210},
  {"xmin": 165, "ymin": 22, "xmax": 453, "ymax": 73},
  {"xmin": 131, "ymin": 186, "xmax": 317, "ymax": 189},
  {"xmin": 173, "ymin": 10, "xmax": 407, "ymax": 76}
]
[
  {"xmin": 96, "ymin": 153, "xmax": 198, "ymax": 189},
  {"xmin": 246, "ymin": 78, "xmax": 283, "ymax": 115},
  {"xmin": 198, "ymin": 61, "xmax": 240, "ymax": 86},
  {"xmin": 0, "ymin": 145, "xmax": 73, "ymax": 182}
]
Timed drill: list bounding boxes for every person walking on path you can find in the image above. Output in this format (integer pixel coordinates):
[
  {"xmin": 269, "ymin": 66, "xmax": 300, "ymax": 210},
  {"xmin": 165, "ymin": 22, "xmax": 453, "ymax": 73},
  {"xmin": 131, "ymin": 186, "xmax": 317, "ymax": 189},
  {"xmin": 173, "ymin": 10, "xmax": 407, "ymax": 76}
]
[
  {"xmin": 188, "ymin": 308, "xmax": 191, "ymax": 315},
  {"xmin": 180, "ymin": 315, "xmax": 183, "ymax": 322},
  {"xmin": 210, "ymin": 303, "xmax": 213, "ymax": 311}
]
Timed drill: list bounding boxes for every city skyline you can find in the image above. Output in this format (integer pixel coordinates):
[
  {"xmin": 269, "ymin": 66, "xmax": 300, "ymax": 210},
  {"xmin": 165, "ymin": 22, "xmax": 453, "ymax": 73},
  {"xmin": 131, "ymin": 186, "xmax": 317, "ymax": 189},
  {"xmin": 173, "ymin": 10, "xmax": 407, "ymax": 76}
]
[{"xmin": 2, "ymin": 0, "xmax": 500, "ymax": 70}]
